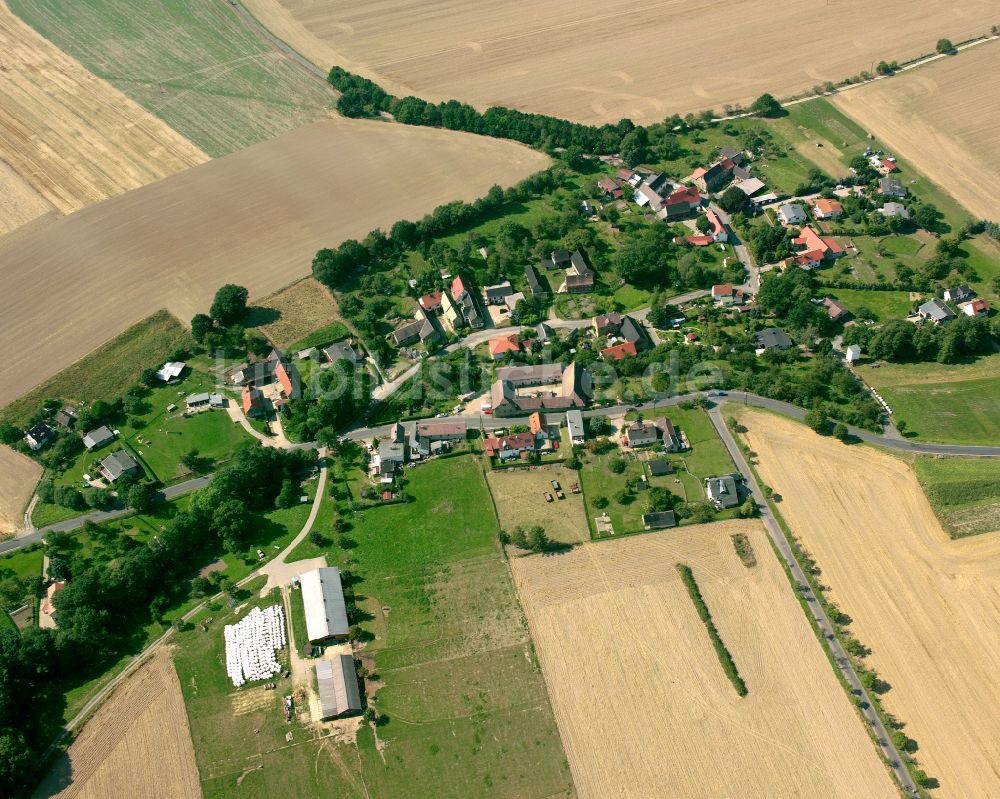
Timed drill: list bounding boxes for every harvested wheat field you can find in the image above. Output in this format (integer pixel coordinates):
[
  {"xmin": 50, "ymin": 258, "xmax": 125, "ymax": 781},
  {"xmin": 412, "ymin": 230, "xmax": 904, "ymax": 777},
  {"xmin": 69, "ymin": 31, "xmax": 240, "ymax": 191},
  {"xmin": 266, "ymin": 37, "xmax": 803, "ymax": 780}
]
[
  {"xmin": 487, "ymin": 464, "xmax": 588, "ymax": 543},
  {"xmin": 739, "ymin": 409, "xmax": 1000, "ymax": 797},
  {"xmin": 241, "ymin": 0, "xmax": 993, "ymax": 123},
  {"xmin": 0, "ymin": 117, "xmax": 548, "ymax": 409},
  {"xmin": 511, "ymin": 521, "xmax": 895, "ymax": 798},
  {"xmin": 834, "ymin": 41, "xmax": 1000, "ymax": 220},
  {"xmin": 0, "ymin": 445, "xmax": 40, "ymax": 535},
  {"xmin": 33, "ymin": 649, "xmax": 200, "ymax": 799},
  {"xmin": 0, "ymin": 0, "xmax": 207, "ymax": 237}
]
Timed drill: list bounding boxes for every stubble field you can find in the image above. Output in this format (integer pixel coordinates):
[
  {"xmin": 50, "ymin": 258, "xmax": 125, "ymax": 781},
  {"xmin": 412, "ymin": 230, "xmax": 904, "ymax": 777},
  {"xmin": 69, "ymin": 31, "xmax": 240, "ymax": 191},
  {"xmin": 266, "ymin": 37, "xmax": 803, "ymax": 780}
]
[
  {"xmin": 0, "ymin": 117, "xmax": 549, "ymax": 410},
  {"xmin": 34, "ymin": 649, "xmax": 200, "ymax": 799},
  {"xmin": 0, "ymin": 445, "xmax": 41, "ymax": 535},
  {"xmin": 0, "ymin": 0, "xmax": 207, "ymax": 237},
  {"xmin": 511, "ymin": 520, "xmax": 895, "ymax": 799},
  {"xmin": 833, "ymin": 40, "xmax": 1000, "ymax": 220},
  {"xmin": 739, "ymin": 409, "xmax": 1000, "ymax": 797},
  {"xmin": 241, "ymin": 0, "xmax": 994, "ymax": 123}
]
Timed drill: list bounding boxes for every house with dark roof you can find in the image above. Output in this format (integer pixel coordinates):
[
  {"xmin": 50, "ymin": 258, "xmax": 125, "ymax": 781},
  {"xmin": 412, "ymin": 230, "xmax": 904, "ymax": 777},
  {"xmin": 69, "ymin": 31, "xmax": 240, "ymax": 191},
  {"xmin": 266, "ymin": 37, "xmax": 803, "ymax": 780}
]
[
  {"xmin": 54, "ymin": 406, "xmax": 77, "ymax": 428},
  {"xmin": 755, "ymin": 328, "xmax": 794, "ymax": 351},
  {"xmin": 415, "ymin": 421, "xmax": 467, "ymax": 455},
  {"xmin": 540, "ymin": 249, "xmax": 572, "ymax": 270},
  {"xmin": 642, "ymin": 510, "xmax": 677, "ymax": 530},
  {"xmin": 484, "ymin": 281, "xmax": 514, "ymax": 305},
  {"xmin": 390, "ymin": 319, "xmax": 423, "ymax": 347},
  {"xmin": 691, "ymin": 158, "xmax": 738, "ymax": 193},
  {"xmin": 525, "ymin": 265, "xmax": 547, "ymax": 297},
  {"xmin": 777, "ymin": 203, "xmax": 808, "ymax": 226},
  {"xmin": 706, "ymin": 474, "xmax": 741, "ymax": 508},
  {"xmin": 378, "ymin": 439, "xmax": 408, "ymax": 477},
  {"xmin": 943, "ymin": 285, "xmax": 975, "ymax": 303},
  {"xmin": 99, "ymin": 449, "xmax": 140, "ymax": 483},
  {"xmin": 324, "ymin": 341, "xmax": 364, "ymax": 366},
  {"xmin": 879, "ymin": 177, "xmax": 906, "ymax": 198},
  {"xmin": 24, "ymin": 423, "xmax": 54, "ymax": 451},
  {"xmin": 83, "ymin": 426, "xmax": 115, "ymax": 450},
  {"xmin": 489, "ymin": 362, "xmax": 591, "ymax": 417},
  {"xmin": 648, "ymin": 459, "xmax": 673, "ymax": 477}
]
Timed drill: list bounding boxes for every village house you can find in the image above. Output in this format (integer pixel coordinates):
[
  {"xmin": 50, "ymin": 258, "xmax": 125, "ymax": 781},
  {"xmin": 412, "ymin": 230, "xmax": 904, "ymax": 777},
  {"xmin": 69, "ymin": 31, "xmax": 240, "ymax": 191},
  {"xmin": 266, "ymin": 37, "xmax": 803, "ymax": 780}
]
[
  {"xmin": 242, "ymin": 386, "xmax": 266, "ymax": 418},
  {"xmin": 414, "ymin": 421, "xmax": 467, "ymax": 455},
  {"xmin": 821, "ymin": 297, "xmax": 850, "ymax": 322},
  {"xmin": 54, "ymin": 406, "xmax": 77, "ymax": 428},
  {"xmin": 655, "ymin": 186, "xmax": 703, "ymax": 221},
  {"xmin": 634, "ymin": 183, "xmax": 664, "ymax": 210},
  {"xmin": 24, "ymin": 423, "xmax": 54, "ymax": 451},
  {"xmin": 812, "ymin": 199, "xmax": 843, "ymax": 220},
  {"xmin": 597, "ymin": 176, "xmax": 623, "ymax": 199},
  {"xmin": 674, "ymin": 234, "xmax": 714, "ymax": 247},
  {"xmin": 482, "ymin": 431, "xmax": 537, "ymax": 460},
  {"xmin": 540, "ymin": 249, "xmax": 572, "ymax": 271},
  {"xmin": 389, "ymin": 319, "xmax": 423, "ymax": 347},
  {"xmin": 300, "ymin": 567, "xmax": 350, "ymax": 643},
  {"xmin": 524, "ymin": 265, "xmax": 547, "ymax": 297},
  {"xmin": 691, "ymin": 152, "xmax": 743, "ymax": 193},
  {"xmin": 879, "ymin": 177, "xmax": 907, "ymax": 198},
  {"xmin": 99, "ymin": 449, "xmax": 140, "ymax": 483},
  {"xmin": 418, "ymin": 290, "xmax": 442, "ymax": 312},
  {"xmin": 735, "ymin": 177, "xmax": 766, "ymax": 197},
  {"xmin": 755, "ymin": 328, "xmax": 794, "ymax": 352},
  {"xmin": 601, "ymin": 341, "xmax": 637, "ymax": 361},
  {"xmin": 704, "ymin": 209, "xmax": 728, "ymax": 242},
  {"xmin": 790, "ymin": 226, "xmax": 843, "ymax": 269},
  {"xmin": 712, "ymin": 284, "xmax": 745, "ymax": 307},
  {"xmin": 642, "ymin": 510, "xmax": 677, "ymax": 530},
  {"xmin": 378, "ymin": 438, "xmax": 408, "ymax": 477},
  {"xmin": 918, "ymin": 298, "xmax": 955, "ymax": 325},
  {"xmin": 82, "ymin": 426, "xmax": 115, "ymax": 450},
  {"xmin": 483, "ymin": 281, "xmax": 514, "ymax": 305},
  {"xmin": 593, "ymin": 313, "xmax": 651, "ymax": 351},
  {"xmin": 593, "ymin": 312, "xmax": 623, "ymax": 336},
  {"xmin": 566, "ymin": 409, "xmax": 585, "ymax": 445},
  {"xmin": 621, "ymin": 417, "xmax": 682, "ymax": 450},
  {"xmin": 879, "ymin": 201, "xmax": 909, "ymax": 219},
  {"xmin": 777, "ymin": 203, "xmax": 808, "ymax": 226},
  {"xmin": 563, "ymin": 250, "xmax": 595, "ymax": 294},
  {"xmin": 452, "ymin": 275, "xmax": 484, "ymax": 329},
  {"xmin": 324, "ymin": 341, "xmax": 364, "ymax": 366},
  {"xmin": 185, "ymin": 392, "xmax": 212, "ymax": 410},
  {"xmin": 488, "ymin": 332, "xmax": 522, "ymax": 360},
  {"xmin": 155, "ymin": 361, "xmax": 186, "ymax": 382},
  {"xmin": 943, "ymin": 285, "xmax": 975, "ymax": 303},
  {"xmin": 959, "ymin": 298, "xmax": 989, "ymax": 318},
  {"xmin": 706, "ymin": 474, "xmax": 741, "ymax": 508},
  {"xmin": 490, "ymin": 362, "xmax": 592, "ymax": 417}
]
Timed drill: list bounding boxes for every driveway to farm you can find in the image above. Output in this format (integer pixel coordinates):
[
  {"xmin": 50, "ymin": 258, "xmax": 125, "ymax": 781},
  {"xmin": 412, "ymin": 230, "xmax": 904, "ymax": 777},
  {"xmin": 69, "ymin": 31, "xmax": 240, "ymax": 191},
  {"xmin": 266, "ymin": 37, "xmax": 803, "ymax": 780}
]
[{"xmin": 706, "ymin": 406, "xmax": 919, "ymax": 796}]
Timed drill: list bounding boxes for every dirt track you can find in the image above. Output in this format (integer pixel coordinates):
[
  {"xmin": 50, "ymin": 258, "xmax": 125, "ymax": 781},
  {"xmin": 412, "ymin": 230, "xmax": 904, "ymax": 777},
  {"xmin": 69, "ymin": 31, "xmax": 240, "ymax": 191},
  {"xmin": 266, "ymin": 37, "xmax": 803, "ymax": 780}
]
[
  {"xmin": 0, "ymin": 117, "xmax": 549, "ymax": 409},
  {"xmin": 834, "ymin": 40, "xmax": 1000, "ymax": 220},
  {"xmin": 511, "ymin": 521, "xmax": 895, "ymax": 798},
  {"xmin": 740, "ymin": 409, "xmax": 1000, "ymax": 797},
  {"xmin": 0, "ymin": 0, "xmax": 207, "ymax": 237},
  {"xmin": 33, "ymin": 649, "xmax": 201, "ymax": 799},
  {"xmin": 241, "ymin": 0, "xmax": 994, "ymax": 123}
]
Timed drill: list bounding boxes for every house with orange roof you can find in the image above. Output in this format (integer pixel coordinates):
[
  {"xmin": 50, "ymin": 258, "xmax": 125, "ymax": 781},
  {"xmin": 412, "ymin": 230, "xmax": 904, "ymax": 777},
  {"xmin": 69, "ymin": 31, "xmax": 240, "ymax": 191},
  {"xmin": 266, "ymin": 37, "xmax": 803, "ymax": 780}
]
[
  {"xmin": 790, "ymin": 226, "xmax": 843, "ymax": 269},
  {"xmin": 673, "ymin": 235, "xmax": 713, "ymax": 247},
  {"xmin": 712, "ymin": 284, "xmax": 746, "ymax": 307},
  {"xmin": 601, "ymin": 341, "xmax": 638, "ymax": 361},
  {"xmin": 488, "ymin": 333, "xmax": 522, "ymax": 360},
  {"xmin": 705, "ymin": 209, "xmax": 728, "ymax": 242},
  {"xmin": 960, "ymin": 298, "xmax": 989, "ymax": 318},
  {"xmin": 40, "ymin": 581, "xmax": 65, "ymax": 617},
  {"xmin": 812, "ymin": 199, "xmax": 843, "ymax": 220},
  {"xmin": 242, "ymin": 386, "xmax": 266, "ymax": 418}
]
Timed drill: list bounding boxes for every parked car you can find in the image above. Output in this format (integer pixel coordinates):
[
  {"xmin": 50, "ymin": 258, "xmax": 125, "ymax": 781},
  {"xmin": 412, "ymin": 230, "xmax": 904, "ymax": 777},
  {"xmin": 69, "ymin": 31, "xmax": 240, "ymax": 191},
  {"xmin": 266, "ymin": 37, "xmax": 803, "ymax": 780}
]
[
  {"xmin": 543, "ymin": 492, "xmax": 554, "ymax": 502},
  {"xmin": 550, "ymin": 480, "xmax": 561, "ymax": 491}
]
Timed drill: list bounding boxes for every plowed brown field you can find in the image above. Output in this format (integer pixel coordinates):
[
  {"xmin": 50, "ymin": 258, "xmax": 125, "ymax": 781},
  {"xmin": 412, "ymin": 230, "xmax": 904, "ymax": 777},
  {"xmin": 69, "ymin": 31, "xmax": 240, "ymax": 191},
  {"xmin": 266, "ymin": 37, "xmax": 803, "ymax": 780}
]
[
  {"xmin": 0, "ymin": 0, "xmax": 207, "ymax": 237},
  {"xmin": 511, "ymin": 521, "xmax": 895, "ymax": 798},
  {"xmin": 0, "ymin": 117, "xmax": 548, "ymax": 409},
  {"xmin": 0, "ymin": 445, "xmax": 40, "ymax": 535},
  {"xmin": 241, "ymin": 0, "xmax": 994, "ymax": 123},
  {"xmin": 739, "ymin": 409, "xmax": 1000, "ymax": 797}
]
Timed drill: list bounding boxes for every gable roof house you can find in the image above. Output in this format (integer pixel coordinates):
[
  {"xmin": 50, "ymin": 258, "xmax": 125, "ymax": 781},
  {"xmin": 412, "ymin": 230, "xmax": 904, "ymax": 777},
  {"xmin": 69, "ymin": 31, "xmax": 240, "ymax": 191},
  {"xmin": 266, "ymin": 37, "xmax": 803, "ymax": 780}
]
[
  {"xmin": 489, "ymin": 362, "xmax": 591, "ymax": 417},
  {"xmin": 622, "ymin": 421, "xmax": 659, "ymax": 447},
  {"xmin": 735, "ymin": 177, "xmax": 767, "ymax": 197},
  {"xmin": 418, "ymin": 290, "xmax": 443, "ymax": 312},
  {"xmin": 564, "ymin": 250, "xmax": 595, "ymax": 294},
  {"xmin": 712, "ymin": 283, "xmax": 745, "ymax": 307},
  {"xmin": 300, "ymin": 567, "xmax": 350, "ymax": 643},
  {"xmin": 389, "ymin": 319, "xmax": 423, "ymax": 347},
  {"xmin": 483, "ymin": 281, "xmax": 514, "ymax": 305},
  {"xmin": 155, "ymin": 361, "xmax": 186, "ymax": 382},
  {"xmin": 918, "ymin": 298, "xmax": 955, "ymax": 325},
  {"xmin": 482, "ymin": 431, "xmax": 537, "ymax": 460},
  {"xmin": 705, "ymin": 209, "xmax": 728, "ymax": 242},
  {"xmin": 525, "ymin": 265, "xmax": 547, "ymax": 297},
  {"xmin": 790, "ymin": 226, "xmax": 843, "ymax": 269},
  {"xmin": 593, "ymin": 312, "xmax": 623, "ymax": 336},
  {"xmin": 54, "ymin": 406, "xmax": 78, "ymax": 428},
  {"xmin": 655, "ymin": 186, "xmax": 703, "ymax": 220},
  {"xmin": 99, "ymin": 449, "xmax": 140, "ymax": 483},
  {"xmin": 960, "ymin": 298, "xmax": 989, "ymax": 318},
  {"xmin": 566, "ymin": 409, "xmax": 585, "ymax": 445},
  {"xmin": 879, "ymin": 177, "xmax": 907, "ymax": 198},
  {"xmin": 540, "ymin": 249, "xmax": 572, "ymax": 271},
  {"xmin": 452, "ymin": 275, "xmax": 484, "ymax": 328},
  {"xmin": 822, "ymin": 297, "xmax": 850, "ymax": 322},
  {"xmin": 272, "ymin": 353, "xmax": 301, "ymax": 401},
  {"xmin": 812, "ymin": 199, "xmax": 843, "ymax": 220},
  {"xmin": 24, "ymin": 422, "xmax": 55, "ymax": 451},
  {"xmin": 440, "ymin": 290, "xmax": 462, "ymax": 330},
  {"xmin": 634, "ymin": 183, "xmax": 664, "ymax": 210},
  {"xmin": 82, "ymin": 426, "xmax": 115, "ymax": 450},
  {"xmin": 691, "ymin": 157, "xmax": 738, "ymax": 193},
  {"xmin": 642, "ymin": 510, "xmax": 677, "ymax": 530},
  {"xmin": 242, "ymin": 386, "xmax": 266, "ymax": 418},
  {"xmin": 597, "ymin": 176, "xmax": 623, "ymax": 198},
  {"xmin": 943, "ymin": 285, "xmax": 975, "ymax": 303},
  {"xmin": 619, "ymin": 315, "xmax": 652, "ymax": 351},
  {"xmin": 415, "ymin": 421, "xmax": 467, "ymax": 455},
  {"xmin": 601, "ymin": 341, "xmax": 638, "ymax": 361},
  {"xmin": 777, "ymin": 203, "xmax": 808, "ymax": 226},
  {"xmin": 378, "ymin": 439, "xmax": 408, "ymax": 476},
  {"xmin": 706, "ymin": 474, "xmax": 741, "ymax": 508}
]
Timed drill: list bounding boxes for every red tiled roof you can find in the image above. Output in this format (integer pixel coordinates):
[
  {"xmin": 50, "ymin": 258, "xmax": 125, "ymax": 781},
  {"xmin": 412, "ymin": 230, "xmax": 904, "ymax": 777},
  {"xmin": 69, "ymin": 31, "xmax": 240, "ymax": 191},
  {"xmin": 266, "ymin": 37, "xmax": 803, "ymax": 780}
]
[
  {"xmin": 813, "ymin": 199, "xmax": 843, "ymax": 216},
  {"xmin": 663, "ymin": 186, "xmax": 701, "ymax": 206},
  {"xmin": 419, "ymin": 290, "xmax": 442, "ymax": 310},
  {"xmin": 601, "ymin": 341, "xmax": 638, "ymax": 361},
  {"xmin": 451, "ymin": 275, "xmax": 469, "ymax": 301},
  {"xmin": 488, "ymin": 334, "xmax": 521, "ymax": 357}
]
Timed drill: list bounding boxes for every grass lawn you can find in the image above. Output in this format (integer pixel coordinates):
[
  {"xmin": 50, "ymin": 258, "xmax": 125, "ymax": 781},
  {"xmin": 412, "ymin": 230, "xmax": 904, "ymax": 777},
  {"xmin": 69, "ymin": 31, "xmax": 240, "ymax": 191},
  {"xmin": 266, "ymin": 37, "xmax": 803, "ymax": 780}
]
[
  {"xmin": 825, "ymin": 287, "xmax": 917, "ymax": 321},
  {"xmin": 0, "ymin": 311, "xmax": 189, "ymax": 427},
  {"xmin": 912, "ymin": 456, "xmax": 1000, "ymax": 538},
  {"xmin": 283, "ymin": 455, "xmax": 573, "ymax": 799},
  {"xmin": 859, "ymin": 355, "xmax": 1000, "ymax": 445},
  {"xmin": 9, "ymin": 0, "xmax": 331, "ymax": 157}
]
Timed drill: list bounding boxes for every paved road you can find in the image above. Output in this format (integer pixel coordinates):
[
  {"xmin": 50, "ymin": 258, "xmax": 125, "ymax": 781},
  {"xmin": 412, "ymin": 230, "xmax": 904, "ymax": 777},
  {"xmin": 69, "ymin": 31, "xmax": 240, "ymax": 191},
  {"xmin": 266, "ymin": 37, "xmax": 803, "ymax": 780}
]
[
  {"xmin": 708, "ymin": 202, "xmax": 759, "ymax": 293},
  {"xmin": 707, "ymin": 407, "xmax": 919, "ymax": 796}
]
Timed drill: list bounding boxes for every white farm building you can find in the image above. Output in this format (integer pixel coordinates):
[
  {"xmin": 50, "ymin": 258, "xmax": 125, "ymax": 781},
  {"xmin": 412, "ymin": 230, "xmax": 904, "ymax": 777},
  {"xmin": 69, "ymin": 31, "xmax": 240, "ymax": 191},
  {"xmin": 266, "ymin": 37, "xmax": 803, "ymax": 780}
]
[
  {"xmin": 316, "ymin": 655, "xmax": 363, "ymax": 720},
  {"xmin": 300, "ymin": 567, "xmax": 350, "ymax": 644}
]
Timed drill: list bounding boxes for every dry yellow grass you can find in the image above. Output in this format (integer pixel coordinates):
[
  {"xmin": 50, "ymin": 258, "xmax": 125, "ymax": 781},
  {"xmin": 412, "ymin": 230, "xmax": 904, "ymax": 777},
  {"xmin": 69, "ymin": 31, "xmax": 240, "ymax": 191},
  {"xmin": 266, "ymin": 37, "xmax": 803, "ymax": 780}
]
[
  {"xmin": 255, "ymin": 278, "xmax": 342, "ymax": 349},
  {"xmin": 511, "ymin": 520, "xmax": 895, "ymax": 799},
  {"xmin": 0, "ymin": 0, "xmax": 207, "ymax": 236},
  {"xmin": 486, "ymin": 464, "xmax": 588, "ymax": 544},
  {"xmin": 242, "ymin": 0, "xmax": 994, "ymax": 123},
  {"xmin": 739, "ymin": 409, "xmax": 1000, "ymax": 797},
  {"xmin": 0, "ymin": 444, "xmax": 40, "ymax": 535},
  {"xmin": 0, "ymin": 117, "xmax": 549, "ymax": 410},
  {"xmin": 33, "ymin": 649, "xmax": 201, "ymax": 799},
  {"xmin": 833, "ymin": 40, "xmax": 1000, "ymax": 220}
]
